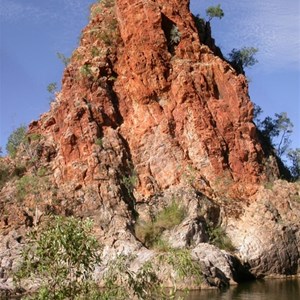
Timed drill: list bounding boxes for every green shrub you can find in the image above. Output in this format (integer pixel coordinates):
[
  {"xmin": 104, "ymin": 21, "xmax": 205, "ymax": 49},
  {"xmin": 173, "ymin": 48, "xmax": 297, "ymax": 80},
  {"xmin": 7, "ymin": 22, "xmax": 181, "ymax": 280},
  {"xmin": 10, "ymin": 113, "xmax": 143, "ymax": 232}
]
[
  {"xmin": 135, "ymin": 201, "xmax": 186, "ymax": 249},
  {"xmin": 228, "ymin": 47, "xmax": 258, "ymax": 71},
  {"xmin": 91, "ymin": 46, "xmax": 101, "ymax": 57},
  {"xmin": 100, "ymin": 31, "xmax": 114, "ymax": 46},
  {"xmin": 135, "ymin": 219, "xmax": 163, "ymax": 249},
  {"xmin": 47, "ymin": 82, "xmax": 57, "ymax": 94},
  {"xmin": 155, "ymin": 201, "xmax": 186, "ymax": 229},
  {"xmin": 102, "ymin": 254, "xmax": 171, "ymax": 300},
  {"xmin": 206, "ymin": 4, "xmax": 224, "ymax": 22},
  {"xmin": 57, "ymin": 52, "xmax": 70, "ymax": 67},
  {"xmin": 90, "ymin": 7, "xmax": 102, "ymax": 19},
  {"xmin": 102, "ymin": 0, "xmax": 115, "ymax": 8},
  {"xmin": 80, "ymin": 63, "xmax": 93, "ymax": 77},
  {"xmin": 16, "ymin": 175, "xmax": 40, "ymax": 200},
  {"xmin": 95, "ymin": 137, "xmax": 103, "ymax": 147},
  {"xmin": 121, "ymin": 172, "xmax": 137, "ymax": 199},
  {"xmin": 287, "ymin": 148, "xmax": 300, "ymax": 180},
  {"xmin": 207, "ymin": 224, "xmax": 235, "ymax": 252},
  {"xmin": 264, "ymin": 181, "xmax": 274, "ymax": 190},
  {"xmin": 0, "ymin": 160, "xmax": 10, "ymax": 189},
  {"xmin": 163, "ymin": 248, "xmax": 202, "ymax": 285},
  {"xmin": 169, "ymin": 25, "xmax": 181, "ymax": 45},
  {"xmin": 15, "ymin": 217, "xmax": 184, "ymax": 300},
  {"xmin": 6, "ymin": 125, "xmax": 27, "ymax": 158},
  {"xmin": 15, "ymin": 216, "xmax": 101, "ymax": 300}
]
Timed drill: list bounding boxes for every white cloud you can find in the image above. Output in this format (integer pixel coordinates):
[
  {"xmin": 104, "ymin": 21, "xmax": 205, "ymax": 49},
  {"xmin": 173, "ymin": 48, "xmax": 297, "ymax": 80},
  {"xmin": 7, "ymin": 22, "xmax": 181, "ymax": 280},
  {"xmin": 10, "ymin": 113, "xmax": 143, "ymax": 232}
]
[
  {"xmin": 1, "ymin": 0, "xmax": 299, "ymax": 71},
  {"xmin": 0, "ymin": 0, "xmax": 40, "ymax": 21},
  {"xmin": 0, "ymin": 0, "xmax": 94, "ymax": 53},
  {"xmin": 0, "ymin": 0, "xmax": 91, "ymax": 23},
  {"xmin": 191, "ymin": 0, "xmax": 300, "ymax": 71},
  {"xmin": 0, "ymin": 0, "xmax": 59, "ymax": 22}
]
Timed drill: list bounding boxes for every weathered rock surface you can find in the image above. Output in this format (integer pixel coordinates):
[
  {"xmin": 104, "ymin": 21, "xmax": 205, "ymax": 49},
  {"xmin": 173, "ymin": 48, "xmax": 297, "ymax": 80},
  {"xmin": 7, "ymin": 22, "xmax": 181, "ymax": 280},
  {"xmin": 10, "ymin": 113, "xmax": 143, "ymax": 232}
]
[
  {"xmin": 29, "ymin": 0, "xmax": 276, "ymax": 199},
  {"xmin": 0, "ymin": 0, "xmax": 299, "ymax": 296},
  {"xmin": 227, "ymin": 180, "xmax": 300, "ymax": 277}
]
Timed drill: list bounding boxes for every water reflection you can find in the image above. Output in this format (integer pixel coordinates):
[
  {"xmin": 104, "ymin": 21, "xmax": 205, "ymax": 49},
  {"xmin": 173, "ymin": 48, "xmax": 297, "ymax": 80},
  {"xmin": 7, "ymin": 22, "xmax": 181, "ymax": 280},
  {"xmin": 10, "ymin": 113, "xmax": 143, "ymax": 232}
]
[{"xmin": 184, "ymin": 279, "xmax": 300, "ymax": 300}]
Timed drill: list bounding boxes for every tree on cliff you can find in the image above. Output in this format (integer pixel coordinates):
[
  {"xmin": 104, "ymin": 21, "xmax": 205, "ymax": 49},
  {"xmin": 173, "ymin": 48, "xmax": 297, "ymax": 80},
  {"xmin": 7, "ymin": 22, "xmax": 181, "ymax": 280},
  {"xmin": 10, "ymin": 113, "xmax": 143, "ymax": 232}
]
[
  {"xmin": 287, "ymin": 149, "xmax": 300, "ymax": 179},
  {"xmin": 206, "ymin": 4, "xmax": 224, "ymax": 22},
  {"xmin": 228, "ymin": 47, "xmax": 258, "ymax": 73},
  {"xmin": 254, "ymin": 105, "xmax": 299, "ymax": 180},
  {"xmin": 255, "ymin": 110, "xmax": 293, "ymax": 158},
  {"xmin": 6, "ymin": 125, "xmax": 27, "ymax": 158}
]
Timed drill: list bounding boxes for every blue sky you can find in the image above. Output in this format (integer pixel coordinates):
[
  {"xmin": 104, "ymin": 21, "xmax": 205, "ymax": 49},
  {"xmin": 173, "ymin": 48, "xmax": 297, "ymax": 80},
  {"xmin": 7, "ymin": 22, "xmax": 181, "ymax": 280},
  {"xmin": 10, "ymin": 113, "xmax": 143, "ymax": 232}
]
[{"xmin": 0, "ymin": 0, "xmax": 299, "ymax": 154}]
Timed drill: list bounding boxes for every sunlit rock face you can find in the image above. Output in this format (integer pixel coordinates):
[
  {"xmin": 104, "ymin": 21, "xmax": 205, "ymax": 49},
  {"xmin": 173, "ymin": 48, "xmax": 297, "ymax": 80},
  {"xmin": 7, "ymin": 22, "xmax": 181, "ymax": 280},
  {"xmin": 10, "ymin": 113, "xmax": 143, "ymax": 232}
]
[
  {"xmin": 2, "ymin": 1, "xmax": 298, "ymax": 295},
  {"xmin": 30, "ymin": 0, "xmax": 275, "ymax": 201}
]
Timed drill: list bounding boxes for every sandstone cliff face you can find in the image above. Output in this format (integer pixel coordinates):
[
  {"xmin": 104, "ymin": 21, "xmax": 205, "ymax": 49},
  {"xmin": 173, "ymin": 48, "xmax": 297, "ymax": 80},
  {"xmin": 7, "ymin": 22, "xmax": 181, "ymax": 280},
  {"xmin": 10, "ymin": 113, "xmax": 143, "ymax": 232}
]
[
  {"xmin": 0, "ymin": 0, "xmax": 298, "ymax": 294},
  {"xmin": 30, "ymin": 0, "xmax": 273, "ymax": 200}
]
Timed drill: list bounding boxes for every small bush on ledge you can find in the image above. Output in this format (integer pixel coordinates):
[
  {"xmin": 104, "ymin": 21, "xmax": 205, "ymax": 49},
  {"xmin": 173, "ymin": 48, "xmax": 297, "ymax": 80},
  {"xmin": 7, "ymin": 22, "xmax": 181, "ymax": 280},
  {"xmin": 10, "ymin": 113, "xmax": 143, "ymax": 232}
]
[
  {"xmin": 207, "ymin": 223, "xmax": 235, "ymax": 252},
  {"xmin": 135, "ymin": 201, "xmax": 186, "ymax": 249}
]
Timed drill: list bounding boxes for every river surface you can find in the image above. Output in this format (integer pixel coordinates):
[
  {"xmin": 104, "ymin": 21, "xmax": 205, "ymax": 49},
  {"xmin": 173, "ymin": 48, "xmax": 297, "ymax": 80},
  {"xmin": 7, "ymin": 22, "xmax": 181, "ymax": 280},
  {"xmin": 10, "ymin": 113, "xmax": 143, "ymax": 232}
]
[{"xmin": 181, "ymin": 278, "xmax": 300, "ymax": 300}]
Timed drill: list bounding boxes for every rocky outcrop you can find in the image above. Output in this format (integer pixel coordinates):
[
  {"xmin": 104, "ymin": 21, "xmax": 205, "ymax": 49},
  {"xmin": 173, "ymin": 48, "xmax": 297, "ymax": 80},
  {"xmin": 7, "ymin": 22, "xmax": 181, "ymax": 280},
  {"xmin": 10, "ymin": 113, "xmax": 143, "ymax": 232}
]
[
  {"xmin": 0, "ymin": 0, "xmax": 299, "ymax": 296},
  {"xmin": 29, "ymin": 0, "xmax": 276, "ymax": 200},
  {"xmin": 227, "ymin": 180, "xmax": 300, "ymax": 277}
]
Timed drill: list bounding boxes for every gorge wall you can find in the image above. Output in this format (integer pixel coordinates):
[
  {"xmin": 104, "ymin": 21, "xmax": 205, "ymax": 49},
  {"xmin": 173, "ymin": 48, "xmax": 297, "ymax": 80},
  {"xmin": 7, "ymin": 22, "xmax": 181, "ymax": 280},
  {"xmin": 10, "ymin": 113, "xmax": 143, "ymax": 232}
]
[
  {"xmin": 30, "ymin": 0, "xmax": 276, "ymax": 199},
  {"xmin": 1, "ymin": 0, "xmax": 299, "ymax": 295}
]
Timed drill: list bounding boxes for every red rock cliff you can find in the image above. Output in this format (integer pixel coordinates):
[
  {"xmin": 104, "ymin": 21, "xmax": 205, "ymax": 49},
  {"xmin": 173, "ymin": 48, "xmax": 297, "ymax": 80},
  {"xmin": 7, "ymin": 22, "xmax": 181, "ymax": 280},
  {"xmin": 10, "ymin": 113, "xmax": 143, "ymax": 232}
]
[
  {"xmin": 2, "ymin": 2, "xmax": 300, "ymax": 293},
  {"xmin": 29, "ymin": 0, "xmax": 277, "ymax": 200}
]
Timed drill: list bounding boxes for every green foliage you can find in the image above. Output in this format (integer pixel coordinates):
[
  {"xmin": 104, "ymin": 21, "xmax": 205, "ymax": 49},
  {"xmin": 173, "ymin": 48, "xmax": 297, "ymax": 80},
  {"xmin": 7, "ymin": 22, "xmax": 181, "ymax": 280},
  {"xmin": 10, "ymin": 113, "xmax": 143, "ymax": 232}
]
[
  {"xmin": 254, "ymin": 105, "xmax": 299, "ymax": 180},
  {"xmin": 12, "ymin": 163, "xmax": 27, "ymax": 177},
  {"xmin": 99, "ymin": 31, "xmax": 114, "ymax": 46},
  {"xmin": 6, "ymin": 125, "xmax": 27, "ymax": 158},
  {"xmin": 0, "ymin": 159, "xmax": 26, "ymax": 190},
  {"xmin": 80, "ymin": 64, "xmax": 93, "ymax": 77},
  {"xmin": 16, "ymin": 175, "xmax": 39, "ymax": 200},
  {"xmin": 121, "ymin": 171, "xmax": 137, "ymax": 198},
  {"xmin": 155, "ymin": 201, "xmax": 186, "ymax": 230},
  {"xmin": 91, "ymin": 46, "xmax": 101, "ymax": 57},
  {"xmin": 15, "ymin": 216, "xmax": 186, "ymax": 299},
  {"xmin": 90, "ymin": 6, "xmax": 103, "ymax": 19},
  {"xmin": 88, "ymin": 1, "xmax": 119, "ymax": 49},
  {"xmin": 135, "ymin": 201, "xmax": 186, "ymax": 249},
  {"xmin": 255, "ymin": 108, "xmax": 293, "ymax": 158},
  {"xmin": 228, "ymin": 47, "xmax": 258, "ymax": 71},
  {"xmin": 16, "ymin": 171, "xmax": 50, "ymax": 226},
  {"xmin": 57, "ymin": 52, "xmax": 70, "ymax": 67},
  {"xmin": 36, "ymin": 166, "xmax": 48, "ymax": 177},
  {"xmin": 102, "ymin": 254, "xmax": 171, "ymax": 300},
  {"xmin": 47, "ymin": 82, "xmax": 57, "ymax": 94},
  {"xmin": 135, "ymin": 220, "xmax": 162, "ymax": 249},
  {"xmin": 264, "ymin": 181, "xmax": 274, "ymax": 190},
  {"xmin": 15, "ymin": 216, "xmax": 101, "ymax": 300},
  {"xmin": 28, "ymin": 133, "xmax": 42, "ymax": 142},
  {"xmin": 169, "ymin": 25, "xmax": 181, "ymax": 46},
  {"xmin": 95, "ymin": 138, "xmax": 103, "ymax": 147},
  {"xmin": 207, "ymin": 224, "xmax": 235, "ymax": 252},
  {"xmin": 206, "ymin": 4, "xmax": 224, "ymax": 22},
  {"xmin": 102, "ymin": 0, "xmax": 115, "ymax": 8},
  {"xmin": 287, "ymin": 148, "xmax": 300, "ymax": 180},
  {"xmin": 0, "ymin": 160, "xmax": 10, "ymax": 189},
  {"xmin": 163, "ymin": 248, "xmax": 202, "ymax": 285},
  {"xmin": 269, "ymin": 113, "xmax": 293, "ymax": 157}
]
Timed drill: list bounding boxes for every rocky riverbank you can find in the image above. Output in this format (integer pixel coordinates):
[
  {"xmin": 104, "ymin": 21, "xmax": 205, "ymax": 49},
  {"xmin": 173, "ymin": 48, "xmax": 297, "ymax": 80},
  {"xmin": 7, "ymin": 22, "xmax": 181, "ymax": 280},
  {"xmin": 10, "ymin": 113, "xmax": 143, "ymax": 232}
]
[{"xmin": 1, "ymin": 0, "xmax": 299, "ymax": 297}]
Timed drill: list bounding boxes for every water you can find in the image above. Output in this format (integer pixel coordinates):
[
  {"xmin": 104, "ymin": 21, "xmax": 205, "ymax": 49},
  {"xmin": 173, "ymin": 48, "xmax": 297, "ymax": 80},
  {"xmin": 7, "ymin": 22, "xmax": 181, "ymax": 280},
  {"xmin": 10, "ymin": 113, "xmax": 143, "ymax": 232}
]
[{"xmin": 183, "ymin": 278, "xmax": 300, "ymax": 300}]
